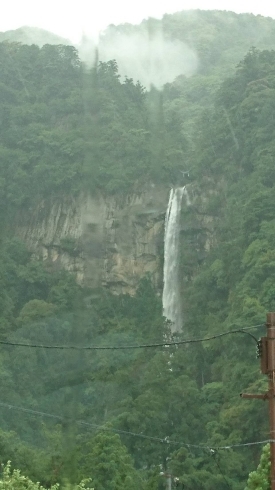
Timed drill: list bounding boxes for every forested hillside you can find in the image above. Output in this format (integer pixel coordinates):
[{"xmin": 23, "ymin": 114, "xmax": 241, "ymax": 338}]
[
  {"xmin": 0, "ymin": 9, "xmax": 275, "ymax": 490},
  {"xmin": 0, "ymin": 26, "xmax": 69, "ymax": 46},
  {"xmin": 103, "ymin": 9, "xmax": 275, "ymax": 75}
]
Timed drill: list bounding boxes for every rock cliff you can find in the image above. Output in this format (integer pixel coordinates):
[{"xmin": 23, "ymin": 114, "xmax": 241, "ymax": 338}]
[{"xmin": 15, "ymin": 186, "xmax": 169, "ymax": 295}]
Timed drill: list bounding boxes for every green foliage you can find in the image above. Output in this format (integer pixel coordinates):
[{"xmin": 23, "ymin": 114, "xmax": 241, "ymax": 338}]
[
  {"xmin": 0, "ymin": 238, "xmax": 81, "ymax": 331},
  {"xmin": 59, "ymin": 238, "xmax": 79, "ymax": 257},
  {"xmin": 17, "ymin": 300, "xmax": 56, "ymax": 327},
  {"xmin": 3, "ymin": 11, "xmax": 275, "ymax": 490},
  {"xmin": 0, "ymin": 462, "xmax": 59, "ymax": 489},
  {"xmin": 172, "ymin": 45, "xmax": 275, "ymax": 489},
  {"xmin": 82, "ymin": 430, "xmax": 143, "ymax": 490},
  {"xmin": 1, "ymin": 11, "xmax": 275, "ymax": 205},
  {"xmin": 245, "ymin": 444, "xmax": 270, "ymax": 490},
  {"xmin": 0, "ymin": 461, "xmax": 93, "ymax": 489}
]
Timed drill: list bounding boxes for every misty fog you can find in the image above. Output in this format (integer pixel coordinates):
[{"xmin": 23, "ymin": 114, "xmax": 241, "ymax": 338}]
[{"xmin": 79, "ymin": 27, "xmax": 198, "ymax": 88}]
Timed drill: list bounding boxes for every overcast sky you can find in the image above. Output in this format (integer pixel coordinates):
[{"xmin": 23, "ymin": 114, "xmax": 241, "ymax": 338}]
[{"xmin": 1, "ymin": 0, "xmax": 275, "ymax": 42}]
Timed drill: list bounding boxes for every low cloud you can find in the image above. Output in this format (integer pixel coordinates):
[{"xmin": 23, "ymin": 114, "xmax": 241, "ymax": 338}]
[{"xmin": 79, "ymin": 27, "xmax": 198, "ymax": 89}]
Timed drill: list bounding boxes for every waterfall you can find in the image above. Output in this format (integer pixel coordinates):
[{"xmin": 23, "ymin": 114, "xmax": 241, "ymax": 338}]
[{"xmin": 162, "ymin": 187, "xmax": 185, "ymax": 332}]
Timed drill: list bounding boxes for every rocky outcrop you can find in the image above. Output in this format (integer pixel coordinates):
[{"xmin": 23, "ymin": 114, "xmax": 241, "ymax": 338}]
[{"xmin": 15, "ymin": 186, "xmax": 169, "ymax": 295}]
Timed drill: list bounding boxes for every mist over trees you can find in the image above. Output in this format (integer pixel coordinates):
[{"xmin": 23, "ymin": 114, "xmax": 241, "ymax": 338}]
[{"xmin": 1, "ymin": 8, "xmax": 275, "ymax": 489}]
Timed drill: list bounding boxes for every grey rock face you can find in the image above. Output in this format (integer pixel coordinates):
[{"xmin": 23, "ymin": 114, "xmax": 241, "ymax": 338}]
[{"xmin": 15, "ymin": 186, "xmax": 169, "ymax": 295}]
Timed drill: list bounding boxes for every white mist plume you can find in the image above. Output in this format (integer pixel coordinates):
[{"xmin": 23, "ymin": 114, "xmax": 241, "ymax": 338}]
[{"xmin": 78, "ymin": 27, "xmax": 198, "ymax": 89}]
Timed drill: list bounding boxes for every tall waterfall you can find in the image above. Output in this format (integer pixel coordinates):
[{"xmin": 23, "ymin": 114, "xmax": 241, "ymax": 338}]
[{"xmin": 162, "ymin": 187, "xmax": 185, "ymax": 332}]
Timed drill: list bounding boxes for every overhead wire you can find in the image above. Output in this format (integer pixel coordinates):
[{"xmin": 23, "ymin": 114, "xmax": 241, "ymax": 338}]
[
  {"xmin": 0, "ymin": 322, "xmax": 266, "ymax": 485},
  {"xmin": 0, "ymin": 400, "xmax": 271, "ymax": 452},
  {"xmin": 0, "ymin": 323, "xmax": 264, "ymax": 350},
  {"xmin": 208, "ymin": 449, "xmax": 231, "ymax": 490}
]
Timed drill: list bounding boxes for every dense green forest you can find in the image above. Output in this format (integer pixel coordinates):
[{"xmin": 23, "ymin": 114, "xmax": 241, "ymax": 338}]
[{"xmin": 1, "ymin": 9, "xmax": 275, "ymax": 490}]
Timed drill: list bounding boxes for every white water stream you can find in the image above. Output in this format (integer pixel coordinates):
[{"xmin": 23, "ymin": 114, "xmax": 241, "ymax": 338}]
[{"xmin": 162, "ymin": 187, "xmax": 186, "ymax": 332}]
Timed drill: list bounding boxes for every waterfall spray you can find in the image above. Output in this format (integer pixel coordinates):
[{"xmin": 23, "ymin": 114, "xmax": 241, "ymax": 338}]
[{"xmin": 162, "ymin": 187, "xmax": 185, "ymax": 332}]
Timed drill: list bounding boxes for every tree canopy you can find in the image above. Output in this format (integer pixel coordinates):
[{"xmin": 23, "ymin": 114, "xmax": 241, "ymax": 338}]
[{"xmin": 1, "ymin": 9, "xmax": 275, "ymax": 489}]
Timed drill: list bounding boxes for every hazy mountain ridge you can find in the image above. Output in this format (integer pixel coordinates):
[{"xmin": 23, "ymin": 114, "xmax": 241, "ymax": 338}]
[
  {"xmin": 3, "ymin": 10, "xmax": 275, "ymax": 87},
  {"xmin": 0, "ymin": 26, "xmax": 70, "ymax": 47},
  {"xmin": 100, "ymin": 9, "xmax": 275, "ymax": 78}
]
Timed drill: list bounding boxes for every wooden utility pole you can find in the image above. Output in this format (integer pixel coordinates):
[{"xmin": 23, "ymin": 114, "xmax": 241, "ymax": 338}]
[
  {"xmin": 241, "ymin": 312, "xmax": 275, "ymax": 490},
  {"xmin": 267, "ymin": 312, "xmax": 275, "ymax": 490},
  {"xmin": 160, "ymin": 472, "xmax": 172, "ymax": 490}
]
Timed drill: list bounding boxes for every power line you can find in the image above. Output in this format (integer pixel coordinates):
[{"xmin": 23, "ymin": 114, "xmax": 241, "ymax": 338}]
[
  {"xmin": 209, "ymin": 450, "xmax": 231, "ymax": 490},
  {"xmin": 216, "ymin": 440, "xmax": 272, "ymax": 449},
  {"xmin": 0, "ymin": 324, "xmax": 263, "ymax": 351},
  {"xmin": 0, "ymin": 400, "xmax": 270, "ymax": 452}
]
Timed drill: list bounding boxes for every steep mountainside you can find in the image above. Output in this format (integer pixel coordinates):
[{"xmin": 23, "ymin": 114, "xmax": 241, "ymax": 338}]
[
  {"xmin": 15, "ymin": 186, "xmax": 168, "ymax": 294},
  {"xmin": 1, "ymin": 10, "xmax": 275, "ymax": 490},
  {"xmin": 101, "ymin": 10, "xmax": 275, "ymax": 77}
]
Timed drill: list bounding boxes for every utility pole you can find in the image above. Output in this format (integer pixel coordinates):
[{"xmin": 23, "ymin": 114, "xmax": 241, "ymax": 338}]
[
  {"xmin": 160, "ymin": 471, "xmax": 172, "ymax": 490},
  {"xmin": 241, "ymin": 312, "xmax": 275, "ymax": 490}
]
